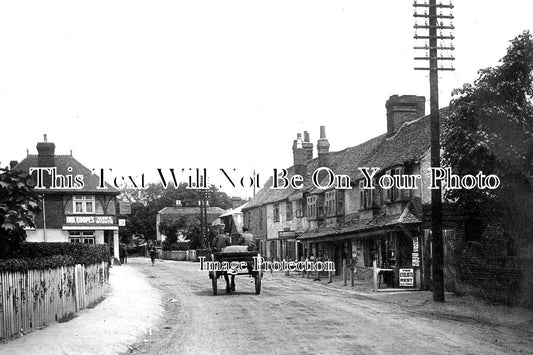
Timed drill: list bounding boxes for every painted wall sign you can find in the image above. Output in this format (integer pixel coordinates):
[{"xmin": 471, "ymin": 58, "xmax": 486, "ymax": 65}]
[{"xmin": 65, "ymin": 215, "xmax": 115, "ymax": 225}]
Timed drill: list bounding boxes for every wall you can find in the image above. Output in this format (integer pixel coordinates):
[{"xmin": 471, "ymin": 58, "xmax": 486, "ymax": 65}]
[{"xmin": 25, "ymin": 229, "xmax": 69, "ymax": 242}]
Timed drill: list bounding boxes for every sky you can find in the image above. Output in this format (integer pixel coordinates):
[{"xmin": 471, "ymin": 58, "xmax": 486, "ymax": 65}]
[{"xmin": 1, "ymin": 0, "xmax": 532, "ymax": 198}]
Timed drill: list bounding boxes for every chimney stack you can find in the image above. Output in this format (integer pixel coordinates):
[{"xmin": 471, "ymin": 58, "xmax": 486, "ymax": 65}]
[
  {"xmin": 386, "ymin": 95, "xmax": 426, "ymax": 137},
  {"xmin": 317, "ymin": 126, "xmax": 330, "ymax": 168},
  {"xmin": 302, "ymin": 131, "xmax": 313, "ymax": 161},
  {"xmin": 292, "ymin": 133, "xmax": 307, "ymax": 177},
  {"xmin": 36, "ymin": 134, "xmax": 55, "ymax": 167}
]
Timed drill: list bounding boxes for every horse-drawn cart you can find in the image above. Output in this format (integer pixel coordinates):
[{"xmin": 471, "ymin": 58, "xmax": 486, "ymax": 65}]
[{"xmin": 208, "ymin": 249, "xmax": 263, "ymax": 295}]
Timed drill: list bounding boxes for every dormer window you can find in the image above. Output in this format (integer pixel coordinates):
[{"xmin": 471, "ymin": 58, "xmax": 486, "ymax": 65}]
[
  {"xmin": 325, "ymin": 190, "xmax": 344, "ymax": 216},
  {"xmin": 359, "ymin": 180, "xmax": 375, "ymax": 209},
  {"xmin": 73, "ymin": 195, "xmax": 95, "ymax": 214}
]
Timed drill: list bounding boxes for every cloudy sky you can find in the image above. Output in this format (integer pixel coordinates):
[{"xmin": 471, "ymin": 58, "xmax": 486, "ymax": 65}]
[{"xmin": 1, "ymin": 0, "xmax": 532, "ymax": 198}]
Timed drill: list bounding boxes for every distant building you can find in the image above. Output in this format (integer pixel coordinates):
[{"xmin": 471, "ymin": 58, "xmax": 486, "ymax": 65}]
[
  {"xmin": 12, "ymin": 135, "xmax": 121, "ymax": 260},
  {"xmin": 156, "ymin": 206, "xmax": 225, "ymax": 242}
]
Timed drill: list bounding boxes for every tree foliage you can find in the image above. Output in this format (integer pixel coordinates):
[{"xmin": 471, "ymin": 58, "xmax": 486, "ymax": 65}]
[
  {"xmin": 0, "ymin": 167, "xmax": 41, "ymax": 258},
  {"xmin": 118, "ymin": 182, "xmax": 234, "ymax": 245},
  {"xmin": 442, "ymin": 30, "xmax": 533, "ymax": 252}
]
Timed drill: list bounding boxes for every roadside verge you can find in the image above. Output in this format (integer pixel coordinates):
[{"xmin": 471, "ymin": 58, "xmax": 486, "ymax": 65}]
[{"xmin": 0, "ymin": 261, "xmax": 163, "ymax": 355}]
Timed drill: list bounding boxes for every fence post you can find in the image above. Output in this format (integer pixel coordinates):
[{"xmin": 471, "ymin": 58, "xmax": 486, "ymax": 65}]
[
  {"xmin": 373, "ymin": 260, "xmax": 378, "ymax": 291},
  {"xmin": 343, "ymin": 259, "xmax": 347, "ymax": 286}
]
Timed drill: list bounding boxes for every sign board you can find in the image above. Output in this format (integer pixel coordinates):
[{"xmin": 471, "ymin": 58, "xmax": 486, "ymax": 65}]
[
  {"xmin": 65, "ymin": 215, "xmax": 115, "ymax": 225},
  {"xmin": 399, "ymin": 268, "xmax": 414, "ymax": 287},
  {"xmin": 412, "ymin": 237, "xmax": 419, "ymax": 251},
  {"xmin": 118, "ymin": 219, "xmax": 126, "ymax": 227},
  {"xmin": 412, "ymin": 237, "xmax": 420, "ymax": 267},
  {"xmin": 278, "ymin": 231, "xmax": 297, "ymax": 239},
  {"xmin": 119, "ymin": 203, "xmax": 131, "ymax": 215}
]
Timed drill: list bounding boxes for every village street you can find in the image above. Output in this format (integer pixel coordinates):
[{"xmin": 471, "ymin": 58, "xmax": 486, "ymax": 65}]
[{"xmin": 126, "ymin": 258, "xmax": 533, "ymax": 355}]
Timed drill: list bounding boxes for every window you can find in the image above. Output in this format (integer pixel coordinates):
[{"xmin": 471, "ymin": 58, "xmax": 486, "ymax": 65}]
[
  {"xmin": 306, "ymin": 196, "xmax": 317, "ymax": 220},
  {"xmin": 382, "ymin": 171, "xmax": 392, "ymax": 203},
  {"xmin": 392, "ymin": 167, "xmax": 402, "ymax": 201},
  {"xmin": 325, "ymin": 191, "xmax": 336, "ymax": 217},
  {"xmin": 382, "ymin": 167, "xmax": 411, "ymax": 203},
  {"xmin": 69, "ymin": 231, "xmax": 95, "ymax": 244},
  {"xmin": 286, "ymin": 201, "xmax": 293, "ymax": 220},
  {"xmin": 359, "ymin": 180, "xmax": 374, "ymax": 209},
  {"xmin": 337, "ymin": 190, "xmax": 345, "ymax": 215},
  {"xmin": 273, "ymin": 203, "xmax": 280, "ymax": 222},
  {"xmin": 259, "ymin": 209, "xmax": 263, "ymax": 225},
  {"xmin": 73, "ymin": 195, "xmax": 95, "ymax": 214}
]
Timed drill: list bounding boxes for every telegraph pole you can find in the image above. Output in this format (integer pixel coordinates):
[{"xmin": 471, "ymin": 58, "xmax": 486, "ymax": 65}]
[{"xmin": 413, "ymin": 0, "xmax": 455, "ymax": 302}]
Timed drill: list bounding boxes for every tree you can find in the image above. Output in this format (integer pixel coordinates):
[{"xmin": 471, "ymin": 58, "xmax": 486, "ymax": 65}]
[
  {"xmin": 0, "ymin": 167, "xmax": 41, "ymax": 258},
  {"xmin": 442, "ymin": 30, "xmax": 533, "ymax": 254},
  {"xmin": 118, "ymin": 182, "xmax": 235, "ymax": 243}
]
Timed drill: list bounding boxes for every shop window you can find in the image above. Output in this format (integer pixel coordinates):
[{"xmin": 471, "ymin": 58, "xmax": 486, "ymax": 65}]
[
  {"xmin": 73, "ymin": 195, "xmax": 95, "ymax": 214},
  {"xmin": 273, "ymin": 203, "xmax": 280, "ymax": 222},
  {"xmin": 362, "ymin": 239, "xmax": 376, "ymax": 267},
  {"xmin": 69, "ymin": 231, "xmax": 95, "ymax": 244}
]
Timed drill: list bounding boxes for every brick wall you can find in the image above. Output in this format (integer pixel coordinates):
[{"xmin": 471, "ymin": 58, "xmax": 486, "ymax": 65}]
[{"xmin": 34, "ymin": 194, "xmax": 64, "ymax": 229}]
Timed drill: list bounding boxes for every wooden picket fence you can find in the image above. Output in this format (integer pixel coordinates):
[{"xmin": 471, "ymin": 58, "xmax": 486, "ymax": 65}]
[{"xmin": 0, "ymin": 262, "xmax": 109, "ymax": 340}]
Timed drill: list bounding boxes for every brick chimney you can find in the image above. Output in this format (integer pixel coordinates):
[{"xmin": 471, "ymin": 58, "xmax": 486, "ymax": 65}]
[
  {"xmin": 317, "ymin": 126, "xmax": 330, "ymax": 168},
  {"xmin": 292, "ymin": 133, "xmax": 307, "ymax": 177},
  {"xmin": 302, "ymin": 131, "xmax": 313, "ymax": 161},
  {"xmin": 386, "ymin": 95, "xmax": 426, "ymax": 137},
  {"xmin": 36, "ymin": 134, "xmax": 55, "ymax": 167}
]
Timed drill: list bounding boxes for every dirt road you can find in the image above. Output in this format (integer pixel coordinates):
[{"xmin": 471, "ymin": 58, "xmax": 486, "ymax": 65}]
[{"xmin": 126, "ymin": 258, "xmax": 533, "ymax": 355}]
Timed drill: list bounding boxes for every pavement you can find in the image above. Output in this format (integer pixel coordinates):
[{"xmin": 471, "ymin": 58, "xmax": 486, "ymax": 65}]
[{"xmin": 0, "ymin": 259, "xmax": 163, "ymax": 355}]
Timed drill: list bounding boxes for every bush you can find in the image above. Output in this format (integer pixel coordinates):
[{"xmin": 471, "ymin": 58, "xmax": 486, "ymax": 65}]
[{"xmin": 0, "ymin": 242, "xmax": 109, "ymax": 272}]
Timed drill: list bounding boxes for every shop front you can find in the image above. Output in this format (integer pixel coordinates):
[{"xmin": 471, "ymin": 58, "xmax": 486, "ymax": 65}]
[{"xmin": 62, "ymin": 215, "xmax": 120, "ymax": 261}]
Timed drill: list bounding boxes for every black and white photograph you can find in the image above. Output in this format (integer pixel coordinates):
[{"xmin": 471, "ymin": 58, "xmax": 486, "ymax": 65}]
[{"xmin": 1, "ymin": 1, "xmax": 533, "ymax": 354}]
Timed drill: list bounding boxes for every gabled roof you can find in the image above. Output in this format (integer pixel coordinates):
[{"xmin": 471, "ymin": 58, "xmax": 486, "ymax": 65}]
[
  {"xmin": 219, "ymin": 202, "xmax": 248, "ymax": 217},
  {"xmin": 244, "ymin": 108, "xmax": 449, "ymax": 210},
  {"xmin": 13, "ymin": 155, "xmax": 119, "ymax": 194},
  {"xmin": 158, "ymin": 206, "xmax": 226, "ymax": 215}
]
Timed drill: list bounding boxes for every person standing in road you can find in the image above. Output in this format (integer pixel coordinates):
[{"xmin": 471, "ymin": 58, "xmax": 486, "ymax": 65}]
[
  {"xmin": 149, "ymin": 245, "xmax": 157, "ymax": 266},
  {"xmin": 241, "ymin": 227, "xmax": 255, "ymax": 251}
]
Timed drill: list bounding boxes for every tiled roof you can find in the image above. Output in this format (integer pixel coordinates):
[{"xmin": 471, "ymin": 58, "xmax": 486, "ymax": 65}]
[
  {"xmin": 244, "ymin": 108, "xmax": 449, "ymax": 209},
  {"xmin": 298, "ymin": 211, "xmax": 421, "ymax": 241},
  {"xmin": 13, "ymin": 155, "xmax": 119, "ymax": 194}
]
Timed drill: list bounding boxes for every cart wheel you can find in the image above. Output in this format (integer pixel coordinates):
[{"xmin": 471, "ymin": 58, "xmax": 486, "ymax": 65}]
[{"xmin": 212, "ymin": 276, "xmax": 217, "ymax": 295}]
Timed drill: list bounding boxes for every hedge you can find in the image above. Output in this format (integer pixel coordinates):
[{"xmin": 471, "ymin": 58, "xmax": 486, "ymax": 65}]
[{"xmin": 0, "ymin": 242, "xmax": 109, "ymax": 272}]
